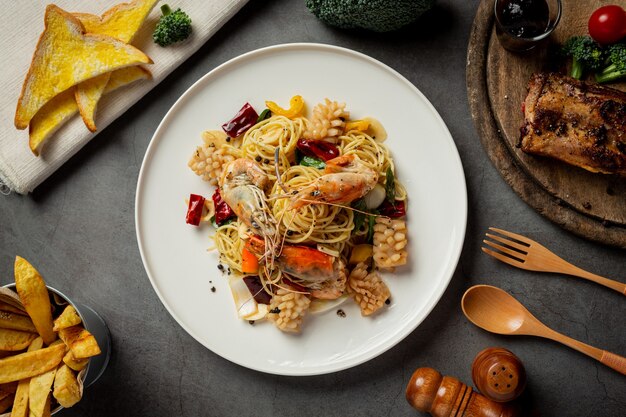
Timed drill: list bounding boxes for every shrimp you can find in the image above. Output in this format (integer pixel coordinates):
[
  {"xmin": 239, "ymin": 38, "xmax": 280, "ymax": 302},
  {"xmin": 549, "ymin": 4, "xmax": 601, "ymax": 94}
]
[
  {"xmin": 219, "ymin": 158, "xmax": 276, "ymax": 238},
  {"xmin": 289, "ymin": 154, "xmax": 378, "ymax": 209},
  {"xmin": 245, "ymin": 235, "xmax": 346, "ymax": 300}
]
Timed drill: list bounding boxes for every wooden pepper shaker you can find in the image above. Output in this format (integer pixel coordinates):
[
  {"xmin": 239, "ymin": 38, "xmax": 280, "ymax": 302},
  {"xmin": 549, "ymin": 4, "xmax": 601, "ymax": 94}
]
[
  {"xmin": 471, "ymin": 347, "xmax": 527, "ymax": 403},
  {"xmin": 406, "ymin": 367, "xmax": 521, "ymax": 417}
]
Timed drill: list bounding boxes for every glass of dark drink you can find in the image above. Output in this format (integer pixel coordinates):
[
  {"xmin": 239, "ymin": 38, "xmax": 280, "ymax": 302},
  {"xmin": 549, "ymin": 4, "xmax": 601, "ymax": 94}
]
[{"xmin": 494, "ymin": 0, "xmax": 562, "ymax": 52}]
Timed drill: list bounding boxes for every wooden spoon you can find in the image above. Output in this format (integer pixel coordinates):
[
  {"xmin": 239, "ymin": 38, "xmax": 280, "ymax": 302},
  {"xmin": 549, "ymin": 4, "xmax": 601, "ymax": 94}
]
[{"xmin": 461, "ymin": 285, "xmax": 626, "ymax": 376}]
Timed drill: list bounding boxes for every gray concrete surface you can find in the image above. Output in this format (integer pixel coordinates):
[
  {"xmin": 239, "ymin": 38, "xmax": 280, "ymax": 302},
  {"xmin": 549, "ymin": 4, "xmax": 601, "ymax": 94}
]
[{"xmin": 1, "ymin": 1, "xmax": 625, "ymax": 415}]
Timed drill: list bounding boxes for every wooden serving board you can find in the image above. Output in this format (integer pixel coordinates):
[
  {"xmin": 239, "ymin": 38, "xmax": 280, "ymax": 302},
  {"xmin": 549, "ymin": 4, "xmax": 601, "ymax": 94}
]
[{"xmin": 467, "ymin": 0, "xmax": 626, "ymax": 248}]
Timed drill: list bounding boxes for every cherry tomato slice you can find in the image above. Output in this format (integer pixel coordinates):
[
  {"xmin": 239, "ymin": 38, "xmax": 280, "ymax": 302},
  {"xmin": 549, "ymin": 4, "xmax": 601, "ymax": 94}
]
[{"xmin": 588, "ymin": 5, "xmax": 626, "ymax": 45}]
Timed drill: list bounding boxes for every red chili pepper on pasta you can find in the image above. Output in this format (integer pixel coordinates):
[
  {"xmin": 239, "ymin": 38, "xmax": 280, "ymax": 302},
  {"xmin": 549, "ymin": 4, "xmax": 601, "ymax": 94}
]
[
  {"xmin": 222, "ymin": 102, "xmax": 259, "ymax": 138},
  {"xmin": 186, "ymin": 194, "xmax": 205, "ymax": 226},
  {"xmin": 379, "ymin": 200, "xmax": 406, "ymax": 218},
  {"xmin": 296, "ymin": 138, "xmax": 339, "ymax": 161},
  {"xmin": 212, "ymin": 188, "xmax": 236, "ymax": 225}
]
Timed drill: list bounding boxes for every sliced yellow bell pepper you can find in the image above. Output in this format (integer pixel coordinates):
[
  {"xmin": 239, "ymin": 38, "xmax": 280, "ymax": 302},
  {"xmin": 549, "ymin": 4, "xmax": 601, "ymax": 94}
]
[
  {"xmin": 265, "ymin": 95, "xmax": 305, "ymax": 119},
  {"xmin": 345, "ymin": 119, "xmax": 371, "ymax": 132}
]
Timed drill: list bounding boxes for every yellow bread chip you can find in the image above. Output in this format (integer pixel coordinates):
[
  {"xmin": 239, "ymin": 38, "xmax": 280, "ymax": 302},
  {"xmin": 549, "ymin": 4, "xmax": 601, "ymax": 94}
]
[
  {"xmin": 62, "ymin": 351, "xmax": 88, "ymax": 372},
  {"xmin": 74, "ymin": 75, "xmax": 110, "ymax": 132},
  {"xmin": 52, "ymin": 365, "xmax": 81, "ymax": 408},
  {"xmin": 52, "ymin": 306, "xmax": 81, "ymax": 332},
  {"xmin": 29, "ymin": 66, "xmax": 151, "ymax": 156},
  {"xmin": 0, "ymin": 312, "xmax": 36, "ymax": 333},
  {"xmin": 14, "ymin": 5, "xmax": 152, "ymax": 129},
  {"xmin": 0, "ymin": 329, "xmax": 37, "ymax": 351},
  {"xmin": 14, "ymin": 257, "xmax": 55, "ymax": 345},
  {"xmin": 73, "ymin": 0, "xmax": 159, "ymax": 131},
  {"xmin": 58, "ymin": 326, "xmax": 100, "ymax": 359},
  {"xmin": 0, "ymin": 343, "xmax": 64, "ymax": 384},
  {"xmin": 11, "ymin": 337, "xmax": 44, "ymax": 417}
]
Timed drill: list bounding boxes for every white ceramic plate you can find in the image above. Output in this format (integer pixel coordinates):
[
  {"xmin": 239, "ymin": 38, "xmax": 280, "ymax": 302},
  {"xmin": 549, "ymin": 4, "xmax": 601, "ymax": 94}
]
[{"xmin": 136, "ymin": 43, "xmax": 467, "ymax": 376}]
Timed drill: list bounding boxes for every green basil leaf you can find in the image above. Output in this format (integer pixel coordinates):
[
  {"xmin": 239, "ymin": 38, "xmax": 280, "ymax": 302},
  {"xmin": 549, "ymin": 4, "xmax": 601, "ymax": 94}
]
[
  {"xmin": 352, "ymin": 199, "xmax": 366, "ymax": 232},
  {"xmin": 366, "ymin": 214, "xmax": 376, "ymax": 243},
  {"xmin": 256, "ymin": 109, "xmax": 272, "ymax": 123},
  {"xmin": 213, "ymin": 216, "xmax": 235, "ymax": 228},
  {"xmin": 385, "ymin": 167, "xmax": 395, "ymax": 202},
  {"xmin": 300, "ymin": 155, "xmax": 326, "ymax": 169}
]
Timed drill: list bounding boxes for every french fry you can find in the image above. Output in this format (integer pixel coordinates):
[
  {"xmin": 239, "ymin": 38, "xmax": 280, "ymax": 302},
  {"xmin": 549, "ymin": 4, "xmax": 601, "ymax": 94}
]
[
  {"xmin": 0, "ymin": 301, "xmax": 27, "ymax": 317},
  {"xmin": 0, "ymin": 344, "xmax": 64, "ymax": 384},
  {"xmin": 52, "ymin": 365, "xmax": 81, "ymax": 408},
  {"xmin": 28, "ymin": 366, "xmax": 56, "ymax": 417},
  {"xmin": 14, "ymin": 257, "xmax": 55, "ymax": 345},
  {"xmin": 0, "ymin": 329, "xmax": 37, "ymax": 352},
  {"xmin": 73, "ymin": 0, "xmax": 159, "ymax": 131},
  {"xmin": 10, "ymin": 337, "xmax": 43, "ymax": 417},
  {"xmin": 14, "ymin": 5, "xmax": 152, "ymax": 129},
  {"xmin": 52, "ymin": 306, "xmax": 81, "ymax": 332},
  {"xmin": 0, "ymin": 312, "xmax": 37, "ymax": 333},
  {"xmin": 62, "ymin": 351, "xmax": 88, "ymax": 372},
  {"xmin": 58, "ymin": 326, "xmax": 100, "ymax": 359}
]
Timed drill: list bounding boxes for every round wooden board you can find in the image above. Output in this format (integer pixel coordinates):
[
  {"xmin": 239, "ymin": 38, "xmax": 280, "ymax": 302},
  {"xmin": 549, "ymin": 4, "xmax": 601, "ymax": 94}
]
[{"xmin": 467, "ymin": 0, "xmax": 626, "ymax": 248}]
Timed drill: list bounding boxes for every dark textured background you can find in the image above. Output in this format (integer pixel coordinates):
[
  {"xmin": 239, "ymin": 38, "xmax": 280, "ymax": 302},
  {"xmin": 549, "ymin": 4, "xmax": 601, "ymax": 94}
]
[{"xmin": 1, "ymin": 1, "xmax": 625, "ymax": 415}]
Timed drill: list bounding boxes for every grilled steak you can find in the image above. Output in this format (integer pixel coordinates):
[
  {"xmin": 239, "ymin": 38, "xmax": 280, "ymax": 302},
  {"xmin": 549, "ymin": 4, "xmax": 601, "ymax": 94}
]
[{"xmin": 519, "ymin": 72, "xmax": 626, "ymax": 175}]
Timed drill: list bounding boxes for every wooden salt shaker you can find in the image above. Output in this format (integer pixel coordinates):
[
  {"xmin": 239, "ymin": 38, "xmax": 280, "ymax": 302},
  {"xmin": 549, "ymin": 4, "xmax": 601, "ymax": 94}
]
[
  {"xmin": 472, "ymin": 347, "xmax": 527, "ymax": 403},
  {"xmin": 406, "ymin": 367, "xmax": 521, "ymax": 417}
]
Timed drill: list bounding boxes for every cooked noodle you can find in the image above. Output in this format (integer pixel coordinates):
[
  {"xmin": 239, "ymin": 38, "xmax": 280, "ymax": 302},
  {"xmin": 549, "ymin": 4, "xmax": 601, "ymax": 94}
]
[{"xmin": 195, "ymin": 97, "xmax": 408, "ymax": 331}]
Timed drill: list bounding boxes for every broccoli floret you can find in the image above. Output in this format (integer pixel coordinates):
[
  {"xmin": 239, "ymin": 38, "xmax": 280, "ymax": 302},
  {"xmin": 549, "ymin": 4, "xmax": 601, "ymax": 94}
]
[
  {"xmin": 561, "ymin": 36, "xmax": 605, "ymax": 79},
  {"xmin": 153, "ymin": 4, "xmax": 192, "ymax": 47},
  {"xmin": 306, "ymin": 0, "xmax": 436, "ymax": 32},
  {"xmin": 596, "ymin": 43, "xmax": 626, "ymax": 84}
]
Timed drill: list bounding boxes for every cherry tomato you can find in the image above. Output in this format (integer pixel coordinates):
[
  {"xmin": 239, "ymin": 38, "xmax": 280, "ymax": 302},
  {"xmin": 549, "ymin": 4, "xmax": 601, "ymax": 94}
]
[{"xmin": 588, "ymin": 5, "xmax": 626, "ymax": 45}]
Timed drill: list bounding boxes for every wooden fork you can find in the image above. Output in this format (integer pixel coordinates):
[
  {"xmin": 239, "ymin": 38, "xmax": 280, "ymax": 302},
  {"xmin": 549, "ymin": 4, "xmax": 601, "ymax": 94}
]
[{"xmin": 482, "ymin": 227, "xmax": 626, "ymax": 296}]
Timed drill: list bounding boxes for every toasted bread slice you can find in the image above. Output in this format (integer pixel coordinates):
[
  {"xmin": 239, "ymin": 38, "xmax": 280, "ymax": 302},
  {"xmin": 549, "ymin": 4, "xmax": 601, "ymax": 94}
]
[
  {"xmin": 14, "ymin": 5, "xmax": 152, "ymax": 130},
  {"xmin": 29, "ymin": 66, "xmax": 151, "ymax": 155},
  {"xmin": 73, "ymin": 0, "xmax": 159, "ymax": 132}
]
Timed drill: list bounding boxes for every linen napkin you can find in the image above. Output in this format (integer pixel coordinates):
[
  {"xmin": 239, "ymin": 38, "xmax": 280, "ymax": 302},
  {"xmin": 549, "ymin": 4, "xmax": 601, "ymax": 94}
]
[{"xmin": 0, "ymin": 0, "xmax": 248, "ymax": 194}]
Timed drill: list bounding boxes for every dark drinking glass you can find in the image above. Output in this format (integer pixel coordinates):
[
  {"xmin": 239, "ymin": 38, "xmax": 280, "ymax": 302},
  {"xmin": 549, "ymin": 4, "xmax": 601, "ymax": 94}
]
[{"xmin": 494, "ymin": 0, "xmax": 562, "ymax": 52}]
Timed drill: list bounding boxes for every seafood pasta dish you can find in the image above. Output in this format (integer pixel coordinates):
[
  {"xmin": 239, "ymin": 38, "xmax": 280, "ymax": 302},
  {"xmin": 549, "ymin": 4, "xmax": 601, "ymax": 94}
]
[{"xmin": 186, "ymin": 96, "xmax": 408, "ymax": 333}]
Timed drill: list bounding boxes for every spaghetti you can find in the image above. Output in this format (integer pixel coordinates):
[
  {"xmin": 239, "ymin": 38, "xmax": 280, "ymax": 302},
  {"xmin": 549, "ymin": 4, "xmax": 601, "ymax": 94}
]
[{"xmin": 188, "ymin": 97, "xmax": 409, "ymax": 333}]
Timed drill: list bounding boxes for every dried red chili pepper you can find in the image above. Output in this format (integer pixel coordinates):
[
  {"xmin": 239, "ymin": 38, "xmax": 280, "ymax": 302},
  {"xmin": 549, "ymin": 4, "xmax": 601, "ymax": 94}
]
[
  {"xmin": 222, "ymin": 102, "xmax": 259, "ymax": 138},
  {"xmin": 379, "ymin": 200, "xmax": 406, "ymax": 218},
  {"xmin": 296, "ymin": 138, "xmax": 339, "ymax": 162},
  {"xmin": 186, "ymin": 194, "xmax": 205, "ymax": 226},
  {"xmin": 212, "ymin": 188, "xmax": 235, "ymax": 225}
]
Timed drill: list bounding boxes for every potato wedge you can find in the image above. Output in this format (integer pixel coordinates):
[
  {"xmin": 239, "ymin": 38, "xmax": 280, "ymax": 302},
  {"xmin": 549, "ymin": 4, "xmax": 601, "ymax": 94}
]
[
  {"xmin": 0, "ymin": 301, "xmax": 27, "ymax": 317},
  {"xmin": 0, "ymin": 343, "xmax": 64, "ymax": 384},
  {"xmin": 28, "ymin": 65, "xmax": 152, "ymax": 156},
  {"xmin": 73, "ymin": 0, "xmax": 159, "ymax": 131},
  {"xmin": 62, "ymin": 351, "xmax": 88, "ymax": 372},
  {"xmin": 58, "ymin": 326, "xmax": 100, "ymax": 359},
  {"xmin": 14, "ymin": 257, "xmax": 55, "ymax": 345},
  {"xmin": 0, "ymin": 329, "xmax": 37, "ymax": 352},
  {"xmin": 14, "ymin": 4, "xmax": 152, "ymax": 129},
  {"xmin": 52, "ymin": 306, "xmax": 81, "ymax": 332},
  {"xmin": 52, "ymin": 365, "xmax": 81, "ymax": 408},
  {"xmin": 9, "ymin": 337, "xmax": 43, "ymax": 417},
  {"xmin": 0, "ymin": 312, "xmax": 36, "ymax": 333},
  {"xmin": 29, "ymin": 366, "xmax": 56, "ymax": 417}
]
